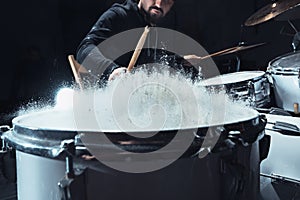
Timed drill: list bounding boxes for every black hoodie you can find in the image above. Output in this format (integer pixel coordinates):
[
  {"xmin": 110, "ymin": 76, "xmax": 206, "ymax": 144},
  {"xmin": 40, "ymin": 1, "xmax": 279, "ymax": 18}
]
[{"xmin": 76, "ymin": 0, "xmax": 181, "ymax": 85}]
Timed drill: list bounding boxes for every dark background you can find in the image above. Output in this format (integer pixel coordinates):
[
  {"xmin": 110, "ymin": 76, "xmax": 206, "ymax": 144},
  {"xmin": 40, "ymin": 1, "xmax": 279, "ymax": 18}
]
[{"xmin": 1, "ymin": 0, "xmax": 300, "ymax": 124}]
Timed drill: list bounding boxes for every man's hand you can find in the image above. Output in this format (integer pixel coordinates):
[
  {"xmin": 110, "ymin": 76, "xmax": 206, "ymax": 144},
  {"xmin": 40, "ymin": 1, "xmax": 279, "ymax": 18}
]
[
  {"xmin": 183, "ymin": 55, "xmax": 203, "ymax": 66},
  {"xmin": 108, "ymin": 67, "xmax": 127, "ymax": 81}
]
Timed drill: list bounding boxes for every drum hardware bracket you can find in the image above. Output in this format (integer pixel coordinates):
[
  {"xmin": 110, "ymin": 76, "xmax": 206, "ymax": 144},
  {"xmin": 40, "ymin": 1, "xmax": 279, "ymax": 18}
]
[
  {"xmin": 256, "ymin": 107, "xmax": 292, "ymax": 116},
  {"xmin": 266, "ymin": 71, "xmax": 274, "ymax": 85},
  {"xmin": 261, "ymin": 79, "xmax": 271, "ymax": 98},
  {"xmin": 194, "ymin": 126, "xmax": 225, "ymax": 158},
  {"xmin": 266, "ymin": 121, "xmax": 300, "ymax": 135},
  {"xmin": 58, "ymin": 178, "xmax": 73, "ymax": 200},
  {"xmin": 247, "ymin": 81, "xmax": 257, "ymax": 107},
  {"xmin": 0, "ymin": 125, "xmax": 11, "ymax": 153},
  {"xmin": 228, "ymin": 131, "xmax": 249, "ymax": 147},
  {"xmin": 298, "ymin": 68, "xmax": 300, "ymax": 88},
  {"xmin": 58, "ymin": 139, "xmax": 92, "ymax": 200},
  {"xmin": 58, "ymin": 139, "xmax": 77, "ymax": 200},
  {"xmin": 60, "ymin": 139, "xmax": 76, "ymax": 178}
]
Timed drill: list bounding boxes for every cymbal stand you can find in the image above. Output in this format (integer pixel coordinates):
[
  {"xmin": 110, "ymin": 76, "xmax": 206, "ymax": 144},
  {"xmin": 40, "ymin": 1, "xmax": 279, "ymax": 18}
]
[
  {"xmin": 292, "ymin": 32, "xmax": 300, "ymax": 51},
  {"xmin": 287, "ymin": 20, "xmax": 300, "ymax": 51}
]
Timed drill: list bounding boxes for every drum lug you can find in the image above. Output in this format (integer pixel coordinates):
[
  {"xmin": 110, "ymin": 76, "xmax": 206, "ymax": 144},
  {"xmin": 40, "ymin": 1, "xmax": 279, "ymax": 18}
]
[
  {"xmin": 58, "ymin": 140, "xmax": 76, "ymax": 200},
  {"xmin": 266, "ymin": 71, "xmax": 274, "ymax": 85},
  {"xmin": 298, "ymin": 68, "xmax": 300, "ymax": 88},
  {"xmin": 60, "ymin": 139, "xmax": 76, "ymax": 178},
  {"xmin": 58, "ymin": 168, "xmax": 86, "ymax": 200},
  {"xmin": 261, "ymin": 78, "xmax": 270, "ymax": 97},
  {"xmin": 58, "ymin": 177, "xmax": 73, "ymax": 200},
  {"xmin": 247, "ymin": 81, "xmax": 255, "ymax": 105},
  {"xmin": 58, "ymin": 139, "xmax": 88, "ymax": 200},
  {"xmin": 196, "ymin": 126, "xmax": 225, "ymax": 158},
  {"xmin": 228, "ymin": 131, "xmax": 249, "ymax": 147},
  {"xmin": 0, "ymin": 125, "xmax": 11, "ymax": 153}
]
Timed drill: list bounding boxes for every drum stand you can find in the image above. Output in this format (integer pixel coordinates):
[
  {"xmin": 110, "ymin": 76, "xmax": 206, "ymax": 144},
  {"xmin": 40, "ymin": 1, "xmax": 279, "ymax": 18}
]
[
  {"xmin": 292, "ymin": 32, "xmax": 300, "ymax": 51},
  {"xmin": 280, "ymin": 20, "xmax": 300, "ymax": 52},
  {"xmin": 286, "ymin": 20, "xmax": 300, "ymax": 52}
]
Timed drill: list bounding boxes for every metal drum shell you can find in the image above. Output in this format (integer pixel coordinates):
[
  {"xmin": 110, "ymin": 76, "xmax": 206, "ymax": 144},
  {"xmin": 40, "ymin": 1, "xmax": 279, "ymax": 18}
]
[
  {"xmin": 200, "ymin": 71, "xmax": 271, "ymax": 108},
  {"xmin": 267, "ymin": 51, "xmax": 300, "ymax": 113}
]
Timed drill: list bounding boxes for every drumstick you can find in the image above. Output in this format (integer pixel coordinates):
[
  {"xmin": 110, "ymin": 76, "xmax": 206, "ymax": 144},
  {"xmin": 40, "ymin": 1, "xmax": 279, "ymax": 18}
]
[
  {"xmin": 68, "ymin": 55, "xmax": 85, "ymax": 90},
  {"xmin": 200, "ymin": 43, "xmax": 266, "ymax": 60},
  {"xmin": 200, "ymin": 47, "xmax": 238, "ymax": 60},
  {"xmin": 127, "ymin": 26, "xmax": 150, "ymax": 72}
]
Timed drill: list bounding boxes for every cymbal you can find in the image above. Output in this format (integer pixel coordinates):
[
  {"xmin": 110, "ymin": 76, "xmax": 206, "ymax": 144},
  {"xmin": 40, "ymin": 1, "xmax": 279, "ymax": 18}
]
[
  {"xmin": 245, "ymin": 0, "xmax": 300, "ymax": 26},
  {"xmin": 201, "ymin": 42, "xmax": 266, "ymax": 59},
  {"xmin": 275, "ymin": 3, "xmax": 300, "ymax": 21}
]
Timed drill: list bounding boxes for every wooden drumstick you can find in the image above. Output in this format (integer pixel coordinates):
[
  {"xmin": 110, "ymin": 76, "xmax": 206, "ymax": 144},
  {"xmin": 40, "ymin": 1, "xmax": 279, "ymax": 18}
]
[
  {"xmin": 68, "ymin": 55, "xmax": 86, "ymax": 90},
  {"xmin": 127, "ymin": 26, "xmax": 150, "ymax": 72},
  {"xmin": 294, "ymin": 103, "xmax": 299, "ymax": 114},
  {"xmin": 200, "ymin": 47, "xmax": 237, "ymax": 60}
]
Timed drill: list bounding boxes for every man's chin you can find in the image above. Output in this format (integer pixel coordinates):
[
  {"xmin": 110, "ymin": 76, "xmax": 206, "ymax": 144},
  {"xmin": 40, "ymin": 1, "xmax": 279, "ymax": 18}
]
[{"xmin": 149, "ymin": 14, "xmax": 163, "ymax": 23}]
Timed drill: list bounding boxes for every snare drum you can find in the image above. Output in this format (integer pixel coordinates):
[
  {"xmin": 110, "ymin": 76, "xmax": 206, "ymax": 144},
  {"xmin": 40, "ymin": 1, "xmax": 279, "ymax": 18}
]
[
  {"xmin": 200, "ymin": 71, "xmax": 270, "ymax": 108},
  {"xmin": 267, "ymin": 51, "xmax": 300, "ymax": 113}
]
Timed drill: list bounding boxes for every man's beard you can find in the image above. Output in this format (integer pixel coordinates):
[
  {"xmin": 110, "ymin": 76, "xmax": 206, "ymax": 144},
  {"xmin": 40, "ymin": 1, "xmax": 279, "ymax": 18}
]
[{"xmin": 142, "ymin": 6, "xmax": 164, "ymax": 24}]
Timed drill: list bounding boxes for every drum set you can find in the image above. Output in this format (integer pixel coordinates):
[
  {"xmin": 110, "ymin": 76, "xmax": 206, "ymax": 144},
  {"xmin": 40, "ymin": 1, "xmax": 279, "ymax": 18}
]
[
  {"xmin": 200, "ymin": 51, "xmax": 300, "ymax": 113},
  {"xmin": 200, "ymin": 0, "xmax": 300, "ymax": 114},
  {"xmin": 1, "ymin": 0, "xmax": 300, "ymax": 200},
  {"xmin": 202, "ymin": 0, "xmax": 300, "ymax": 199}
]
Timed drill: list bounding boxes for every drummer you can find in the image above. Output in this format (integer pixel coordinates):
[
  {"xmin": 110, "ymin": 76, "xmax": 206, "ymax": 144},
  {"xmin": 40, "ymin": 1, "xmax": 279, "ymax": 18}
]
[{"xmin": 76, "ymin": 0, "xmax": 202, "ymax": 86}]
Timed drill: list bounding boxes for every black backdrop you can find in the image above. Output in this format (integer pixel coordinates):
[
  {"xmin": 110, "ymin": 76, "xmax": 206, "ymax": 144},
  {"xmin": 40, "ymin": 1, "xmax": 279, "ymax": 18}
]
[{"xmin": 1, "ymin": 0, "xmax": 300, "ymax": 123}]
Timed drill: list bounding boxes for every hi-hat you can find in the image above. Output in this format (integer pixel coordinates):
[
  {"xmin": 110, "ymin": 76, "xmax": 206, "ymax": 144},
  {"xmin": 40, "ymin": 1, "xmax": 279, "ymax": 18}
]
[{"xmin": 245, "ymin": 0, "xmax": 300, "ymax": 26}]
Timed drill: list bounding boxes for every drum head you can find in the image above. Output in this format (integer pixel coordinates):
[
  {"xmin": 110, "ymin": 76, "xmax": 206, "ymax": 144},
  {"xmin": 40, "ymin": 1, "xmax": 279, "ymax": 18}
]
[
  {"xmin": 11, "ymin": 106, "xmax": 259, "ymax": 132},
  {"xmin": 3, "ymin": 106, "xmax": 262, "ymax": 158},
  {"xmin": 268, "ymin": 51, "xmax": 300, "ymax": 74},
  {"xmin": 200, "ymin": 71, "xmax": 265, "ymax": 86}
]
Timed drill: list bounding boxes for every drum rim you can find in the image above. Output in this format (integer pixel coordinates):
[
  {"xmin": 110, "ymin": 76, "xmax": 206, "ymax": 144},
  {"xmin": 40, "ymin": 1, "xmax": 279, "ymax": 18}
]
[
  {"xmin": 11, "ymin": 107, "xmax": 260, "ymax": 133},
  {"xmin": 268, "ymin": 51, "xmax": 300, "ymax": 74},
  {"xmin": 200, "ymin": 71, "xmax": 266, "ymax": 86},
  {"xmin": 2, "ymin": 108, "xmax": 264, "ymax": 159}
]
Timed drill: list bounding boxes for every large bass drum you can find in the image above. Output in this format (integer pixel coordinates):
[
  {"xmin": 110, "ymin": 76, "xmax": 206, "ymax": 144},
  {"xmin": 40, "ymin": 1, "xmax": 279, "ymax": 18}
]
[
  {"xmin": 267, "ymin": 51, "xmax": 300, "ymax": 113},
  {"xmin": 2, "ymin": 107, "xmax": 269, "ymax": 200}
]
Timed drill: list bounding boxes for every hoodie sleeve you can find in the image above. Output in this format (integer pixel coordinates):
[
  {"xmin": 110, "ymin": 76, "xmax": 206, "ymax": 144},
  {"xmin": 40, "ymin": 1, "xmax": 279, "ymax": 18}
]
[{"xmin": 76, "ymin": 8, "xmax": 126, "ymax": 84}]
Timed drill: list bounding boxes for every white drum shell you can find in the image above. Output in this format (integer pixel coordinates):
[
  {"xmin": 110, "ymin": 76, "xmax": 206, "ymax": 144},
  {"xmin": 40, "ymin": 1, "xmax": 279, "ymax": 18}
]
[
  {"xmin": 15, "ymin": 143, "xmax": 262, "ymax": 200},
  {"xmin": 16, "ymin": 151, "xmax": 65, "ymax": 200},
  {"xmin": 268, "ymin": 51, "xmax": 300, "ymax": 112},
  {"xmin": 262, "ymin": 114, "xmax": 300, "ymax": 180},
  {"xmin": 270, "ymin": 74, "xmax": 300, "ymax": 112}
]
